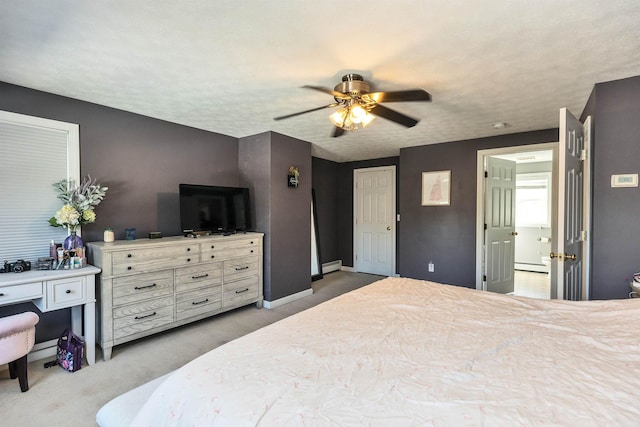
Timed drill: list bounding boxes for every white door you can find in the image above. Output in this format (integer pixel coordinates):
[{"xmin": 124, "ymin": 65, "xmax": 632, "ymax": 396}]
[
  {"xmin": 354, "ymin": 166, "xmax": 396, "ymax": 276},
  {"xmin": 554, "ymin": 108, "xmax": 585, "ymax": 300},
  {"xmin": 485, "ymin": 156, "xmax": 517, "ymax": 294}
]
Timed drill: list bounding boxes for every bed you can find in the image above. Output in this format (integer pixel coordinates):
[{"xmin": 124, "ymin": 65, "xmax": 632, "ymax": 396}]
[{"xmin": 97, "ymin": 277, "xmax": 640, "ymax": 426}]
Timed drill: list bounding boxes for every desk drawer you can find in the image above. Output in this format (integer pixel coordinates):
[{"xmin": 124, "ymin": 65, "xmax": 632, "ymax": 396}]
[
  {"xmin": 46, "ymin": 277, "xmax": 86, "ymax": 310},
  {"xmin": 0, "ymin": 282, "xmax": 43, "ymax": 305}
]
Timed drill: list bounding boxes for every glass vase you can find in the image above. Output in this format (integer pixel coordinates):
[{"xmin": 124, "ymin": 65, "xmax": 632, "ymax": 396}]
[{"xmin": 64, "ymin": 231, "xmax": 84, "ymax": 250}]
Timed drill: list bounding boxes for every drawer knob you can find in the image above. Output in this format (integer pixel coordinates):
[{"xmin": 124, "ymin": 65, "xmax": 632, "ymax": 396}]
[
  {"xmin": 134, "ymin": 312, "xmax": 157, "ymax": 320},
  {"xmin": 250, "ymin": 250, "xmax": 254, "ymax": 253},
  {"xmin": 127, "ymin": 266, "xmax": 132, "ymax": 270},
  {"xmin": 192, "ymin": 298, "xmax": 209, "ymax": 305},
  {"xmin": 65, "ymin": 289, "xmax": 71, "ymax": 294},
  {"xmin": 210, "ymin": 255, "xmax": 215, "ymax": 259},
  {"xmin": 0, "ymin": 293, "xmax": 4, "ymax": 297},
  {"xmin": 187, "ymin": 248, "xmax": 191, "ymax": 252},
  {"xmin": 134, "ymin": 283, "xmax": 157, "ymax": 290},
  {"xmin": 127, "ymin": 254, "xmax": 132, "ymax": 258},
  {"xmin": 211, "ymin": 245, "xmax": 215, "ymax": 249},
  {"xmin": 250, "ymin": 241, "xmax": 254, "ymax": 244},
  {"xmin": 187, "ymin": 258, "xmax": 191, "ymax": 262}
]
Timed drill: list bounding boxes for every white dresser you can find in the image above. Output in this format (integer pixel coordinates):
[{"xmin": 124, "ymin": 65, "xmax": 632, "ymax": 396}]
[
  {"xmin": 86, "ymin": 233, "xmax": 263, "ymax": 360},
  {"xmin": 0, "ymin": 266, "xmax": 100, "ymax": 365}
]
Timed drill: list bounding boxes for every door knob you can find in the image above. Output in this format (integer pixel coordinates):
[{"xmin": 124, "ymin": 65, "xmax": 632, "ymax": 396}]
[
  {"xmin": 565, "ymin": 253, "xmax": 577, "ymax": 261},
  {"xmin": 386, "ymin": 226, "xmax": 391, "ymax": 231},
  {"xmin": 549, "ymin": 252, "xmax": 563, "ymax": 260}
]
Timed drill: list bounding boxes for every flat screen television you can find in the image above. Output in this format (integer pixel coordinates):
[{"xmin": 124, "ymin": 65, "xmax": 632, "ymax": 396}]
[{"xmin": 179, "ymin": 184, "xmax": 251, "ymax": 234}]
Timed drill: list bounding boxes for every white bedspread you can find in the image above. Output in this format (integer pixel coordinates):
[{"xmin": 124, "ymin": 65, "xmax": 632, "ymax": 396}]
[{"xmin": 131, "ymin": 277, "xmax": 640, "ymax": 426}]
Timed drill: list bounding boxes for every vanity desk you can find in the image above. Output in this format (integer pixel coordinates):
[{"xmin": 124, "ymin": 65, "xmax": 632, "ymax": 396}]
[{"xmin": 0, "ymin": 265, "xmax": 100, "ymax": 365}]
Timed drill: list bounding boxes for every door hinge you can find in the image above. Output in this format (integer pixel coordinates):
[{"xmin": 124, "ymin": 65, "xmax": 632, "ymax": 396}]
[
  {"xmin": 484, "ymin": 171, "xmax": 488, "ymax": 178},
  {"xmin": 484, "ymin": 223, "xmax": 487, "ymax": 230},
  {"xmin": 581, "ymin": 230, "xmax": 587, "ymax": 241},
  {"xmin": 580, "ymin": 149, "xmax": 587, "ymax": 161},
  {"xmin": 483, "ymin": 275, "xmax": 487, "ymax": 282}
]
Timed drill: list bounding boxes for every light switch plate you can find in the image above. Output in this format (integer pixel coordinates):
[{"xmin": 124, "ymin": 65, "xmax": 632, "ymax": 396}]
[{"xmin": 611, "ymin": 174, "xmax": 638, "ymax": 187}]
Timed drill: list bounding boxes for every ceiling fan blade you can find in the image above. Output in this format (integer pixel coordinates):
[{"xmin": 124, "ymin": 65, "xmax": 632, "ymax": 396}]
[
  {"xmin": 366, "ymin": 89, "xmax": 432, "ymax": 103},
  {"xmin": 273, "ymin": 103, "xmax": 338, "ymax": 121},
  {"xmin": 331, "ymin": 126, "xmax": 346, "ymax": 138},
  {"xmin": 369, "ymin": 104, "xmax": 419, "ymax": 128},
  {"xmin": 302, "ymin": 85, "xmax": 351, "ymax": 100}
]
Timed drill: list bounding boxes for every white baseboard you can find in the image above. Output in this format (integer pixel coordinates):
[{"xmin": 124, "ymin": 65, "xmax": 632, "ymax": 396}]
[
  {"xmin": 27, "ymin": 338, "xmax": 58, "ymax": 363},
  {"xmin": 263, "ymin": 288, "xmax": 313, "ymax": 309},
  {"xmin": 322, "ymin": 260, "xmax": 342, "ymax": 274},
  {"xmin": 340, "ymin": 265, "xmax": 356, "ymax": 273}
]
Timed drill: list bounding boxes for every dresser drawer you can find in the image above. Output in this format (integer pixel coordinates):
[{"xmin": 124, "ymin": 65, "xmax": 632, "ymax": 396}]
[
  {"xmin": 46, "ymin": 277, "xmax": 86, "ymax": 310},
  {"xmin": 113, "ymin": 296, "xmax": 174, "ymax": 339},
  {"xmin": 0, "ymin": 282, "xmax": 43, "ymax": 305},
  {"xmin": 176, "ymin": 287, "xmax": 222, "ymax": 321},
  {"xmin": 113, "ymin": 271, "xmax": 174, "ymax": 306},
  {"xmin": 223, "ymin": 276, "xmax": 260, "ymax": 307},
  {"xmin": 224, "ymin": 256, "xmax": 260, "ymax": 282},
  {"xmin": 112, "ymin": 245, "xmax": 199, "ymax": 275},
  {"xmin": 201, "ymin": 238, "xmax": 261, "ymax": 261},
  {"xmin": 175, "ymin": 262, "xmax": 223, "ymax": 293}
]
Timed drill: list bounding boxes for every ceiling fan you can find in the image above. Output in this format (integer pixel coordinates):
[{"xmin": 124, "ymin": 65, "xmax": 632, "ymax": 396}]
[{"xmin": 274, "ymin": 73, "xmax": 432, "ymax": 137}]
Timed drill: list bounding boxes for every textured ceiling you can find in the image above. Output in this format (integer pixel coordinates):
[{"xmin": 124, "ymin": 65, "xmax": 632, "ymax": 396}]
[{"xmin": 1, "ymin": 1, "xmax": 640, "ymax": 162}]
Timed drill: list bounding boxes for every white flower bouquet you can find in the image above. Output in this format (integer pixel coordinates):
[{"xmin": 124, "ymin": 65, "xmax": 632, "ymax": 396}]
[{"xmin": 48, "ymin": 176, "xmax": 108, "ymax": 232}]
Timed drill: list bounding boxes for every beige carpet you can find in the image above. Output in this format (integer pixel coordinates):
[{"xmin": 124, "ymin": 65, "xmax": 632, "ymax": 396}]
[{"xmin": 0, "ymin": 271, "xmax": 381, "ymax": 427}]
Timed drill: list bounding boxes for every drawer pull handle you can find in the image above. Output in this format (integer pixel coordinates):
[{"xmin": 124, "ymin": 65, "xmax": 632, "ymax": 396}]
[
  {"xmin": 235, "ymin": 266, "xmax": 249, "ymax": 271},
  {"xmin": 192, "ymin": 274, "xmax": 209, "ymax": 280},
  {"xmin": 134, "ymin": 312, "xmax": 157, "ymax": 320},
  {"xmin": 192, "ymin": 298, "xmax": 209, "ymax": 305},
  {"xmin": 127, "ymin": 254, "xmax": 132, "ymax": 258},
  {"xmin": 235, "ymin": 288, "xmax": 249, "ymax": 294},
  {"xmin": 65, "ymin": 289, "xmax": 71, "ymax": 294},
  {"xmin": 134, "ymin": 283, "xmax": 157, "ymax": 290}
]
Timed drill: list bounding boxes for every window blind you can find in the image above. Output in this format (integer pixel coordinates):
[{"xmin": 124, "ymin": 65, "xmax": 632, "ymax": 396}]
[{"xmin": 0, "ymin": 112, "xmax": 79, "ymax": 264}]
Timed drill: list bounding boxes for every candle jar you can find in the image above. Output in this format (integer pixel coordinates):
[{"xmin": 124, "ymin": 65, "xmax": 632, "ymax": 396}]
[{"xmin": 104, "ymin": 228, "xmax": 115, "ymax": 243}]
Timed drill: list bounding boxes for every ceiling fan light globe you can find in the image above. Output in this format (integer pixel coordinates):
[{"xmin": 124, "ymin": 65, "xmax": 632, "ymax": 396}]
[{"xmin": 329, "ymin": 108, "xmax": 348, "ymax": 127}]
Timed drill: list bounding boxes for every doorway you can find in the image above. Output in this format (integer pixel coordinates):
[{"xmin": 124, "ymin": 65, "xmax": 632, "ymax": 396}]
[
  {"xmin": 353, "ymin": 166, "xmax": 396, "ymax": 276},
  {"xmin": 475, "ymin": 143, "xmax": 558, "ymax": 299}
]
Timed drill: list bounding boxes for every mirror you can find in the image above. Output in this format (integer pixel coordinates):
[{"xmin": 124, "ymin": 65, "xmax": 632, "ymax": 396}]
[{"xmin": 311, "ymin": 189, "xmax": 323, "ymax": 281}]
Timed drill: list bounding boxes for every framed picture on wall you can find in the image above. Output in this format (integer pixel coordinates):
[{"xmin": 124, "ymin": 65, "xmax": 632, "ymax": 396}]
[{"xmin": 422, "ymin": 170, "xmax": 451, "ymax": 206}]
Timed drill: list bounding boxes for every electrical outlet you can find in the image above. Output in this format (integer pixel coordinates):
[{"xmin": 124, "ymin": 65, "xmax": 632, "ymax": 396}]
[{"xmin": 428, "ymin": 261, "xmax": 434, "ymax": 273}]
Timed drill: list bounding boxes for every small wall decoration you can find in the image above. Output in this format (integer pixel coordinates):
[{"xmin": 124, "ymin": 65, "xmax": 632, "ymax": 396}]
[
  {"xmin": 288, "ymin": 166, "xmax": 300, "ymax": 188},
  {"xmin": 422, "ymin": 170, "xmax": 451, "ymax": 206}
]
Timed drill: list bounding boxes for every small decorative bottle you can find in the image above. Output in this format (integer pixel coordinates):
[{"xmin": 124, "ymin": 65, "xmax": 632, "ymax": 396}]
[{"xmin": 104, "ymin": 228, "xmax": 115, "ymax": 243}]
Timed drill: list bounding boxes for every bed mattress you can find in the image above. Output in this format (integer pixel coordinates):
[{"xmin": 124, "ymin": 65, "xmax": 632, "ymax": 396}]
[{"xmin": 109, "ymin": 277, "xmax": 640, "ymax": 426}]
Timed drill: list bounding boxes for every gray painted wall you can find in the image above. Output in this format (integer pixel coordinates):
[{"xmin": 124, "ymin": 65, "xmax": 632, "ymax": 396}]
[
  {"xmin": 586, "ymin": 76, "xmax": 640, "ymax": 299},
  {"xmin": 240, "ymin": 132, "xmax": 312, "ymax": 301},
  {"xmin": 398, "ymin": 130, "xmax": 558, "ymax": 286}
]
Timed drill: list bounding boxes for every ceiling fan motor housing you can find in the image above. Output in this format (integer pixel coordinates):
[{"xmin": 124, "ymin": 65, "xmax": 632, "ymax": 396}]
[{"xmin": 334, "ymin": 73, "xmax": 370, "ymax": 96}]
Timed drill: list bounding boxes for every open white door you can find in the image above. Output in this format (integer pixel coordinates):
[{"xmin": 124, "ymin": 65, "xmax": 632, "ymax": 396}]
[
  {"xmin": 485, "ymin": 156, "xmax": 517, "ymax": 294},
  {"xmin": 554, "ymin": 108, "xmax": 584, "ymax": 300},
  {"xmin": 354, "ymin": 166, "xmax": 396, "ymax": 276}
]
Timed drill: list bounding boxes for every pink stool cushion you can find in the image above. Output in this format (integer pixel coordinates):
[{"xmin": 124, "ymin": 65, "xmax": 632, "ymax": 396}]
[{"xmin": 0, "ymin": 312, "xmax": 39, "ymax": 364}]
